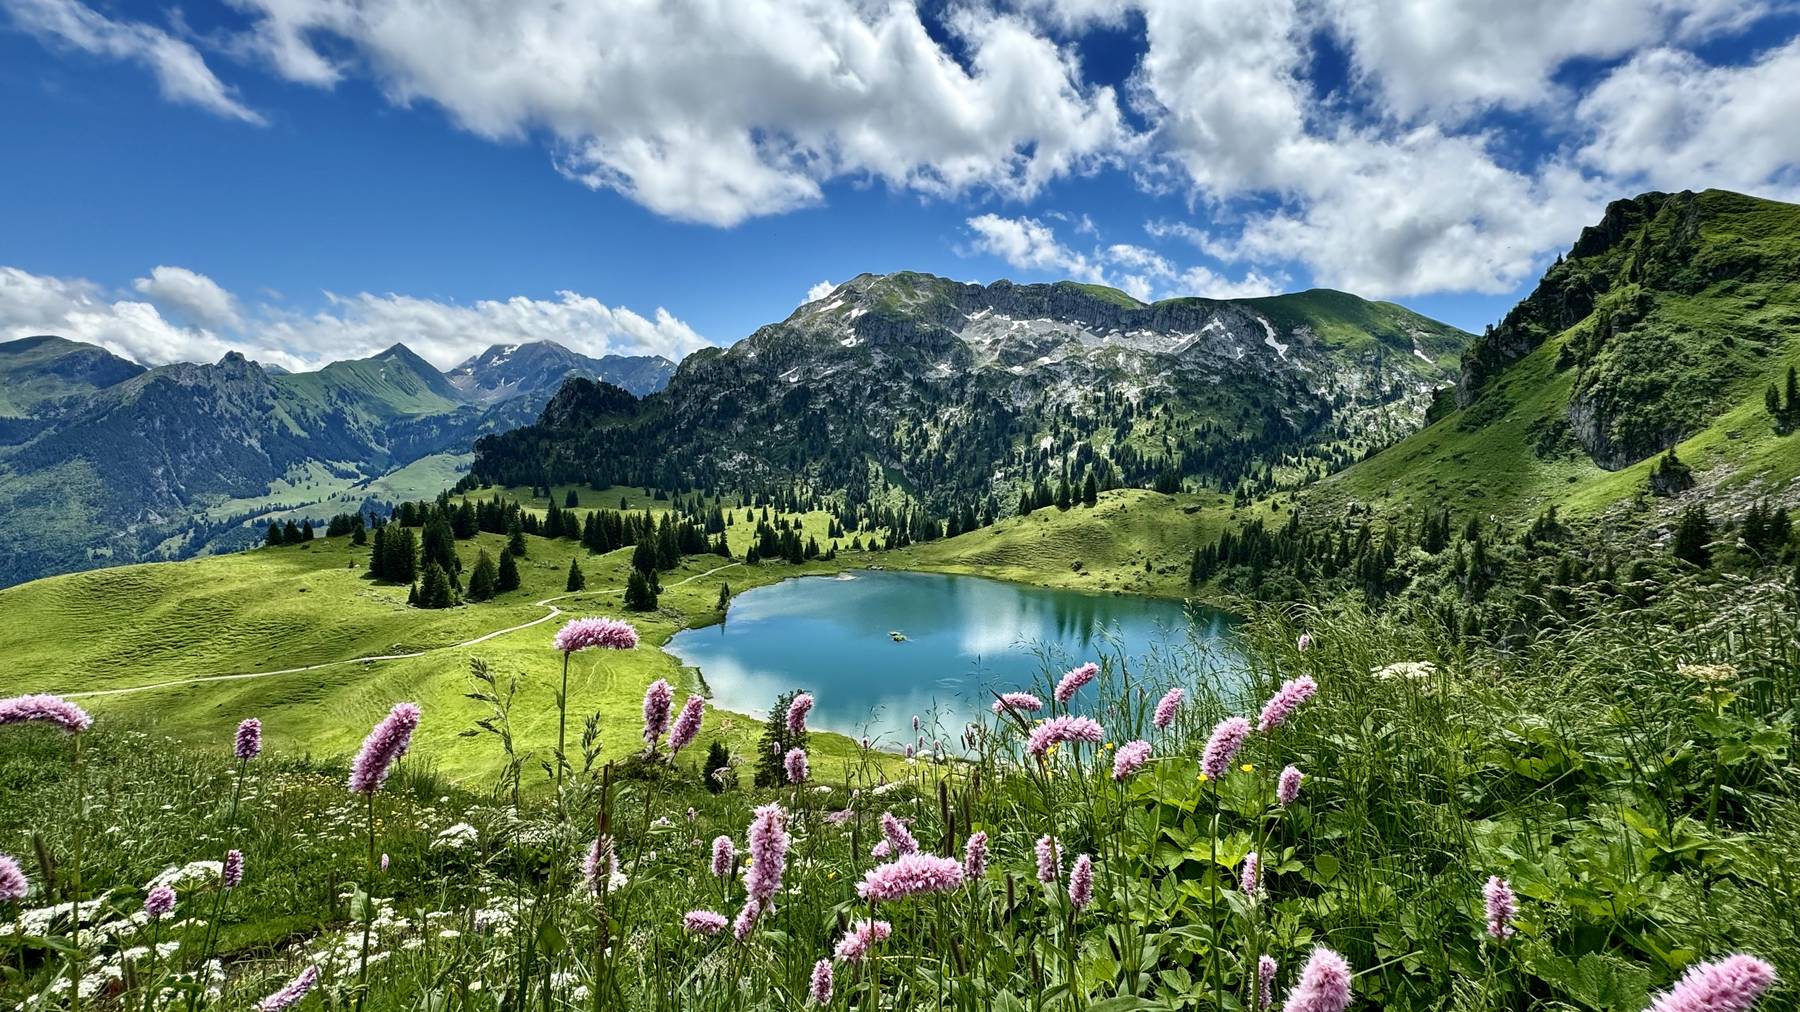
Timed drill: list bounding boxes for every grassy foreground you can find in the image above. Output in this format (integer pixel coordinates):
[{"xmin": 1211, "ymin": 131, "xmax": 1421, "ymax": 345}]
[{"xmin": 0, "ymin": 572, "xmax": 1794, "ymax": 1010}]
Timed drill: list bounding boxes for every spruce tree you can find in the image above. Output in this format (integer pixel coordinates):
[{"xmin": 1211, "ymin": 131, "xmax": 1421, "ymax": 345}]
[
  {"xmin": 565, "ymin": 489, "xmax": 580, "ymax": 508},
  {"xmin": 265, "ymin": 522, "xmax": 283, "ymax": 549},
  {"xmin": 418, "ymin": 561, "xmax": 455, "ymax": 608},
  {"xmin": 625, "ymin": 567, "xmax": 658, "ymax": 610},
  {"xmin": 716, "ymin": 581, "xmax": 731, "ymax": 611},
  {"xmin": 1672, "ymin": 504, "xmax": 1713, "ymax": 568},
  {"xmin": 301, "ymin": 520, "xmax": 315, "ymax": 541},
  {"xmin": 754, "ymin": 690, "xmax": 808, "ymax": 787},
  {"xmin": 507, "ymin": 516, "xmax": 527, "ymax": 557},
  {"xmin": 467, "ymin": 549, "xmax": 498, "ymax": 601},
  {"xmin": 1081, "ymin": 470, "xmax": 1098, "ymax": 507},
  {"xmin": 566, "ymin": 557, "xmax": 587, "ymax": 592},
  {"xmin": 703, "ymin": 740, "xmax": 732, "ymax": 794},
  {"xmin": 496, "ymin": 549, "xmax": 520, "ymax": 592}
]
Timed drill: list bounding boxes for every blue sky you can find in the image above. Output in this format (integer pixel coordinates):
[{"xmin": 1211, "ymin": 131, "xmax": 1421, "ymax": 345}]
[{"xmin": 2, "ymin": 1, "xmax": 1798, "ymax": 371}]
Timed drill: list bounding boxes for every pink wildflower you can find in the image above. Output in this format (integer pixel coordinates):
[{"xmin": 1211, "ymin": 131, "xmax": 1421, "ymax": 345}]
[
  {"xmin": 1483, "ymin": 875, "xmax": 1516, "ymax": 940},
  {"xmin": 1297, "ymin": 633, "xmax": 1313, "ymax": 653},
  {"xmin": 1027, "ymin": 715, "xmax": 1105, "ymax": 760},
  {"xmin": 1035, "ymin": 834, "xmax": 1062, "ymax": 884},
  {"xmin": 1068, "ymin": 854, "xmax": 1094, "ymax": 910},
  {"xmin": 256, "ymin": 966, "xmax": 320, "ymax": 1012},
  {"xmin": 1258, "ymin": 954, "xmax": 1280, "ymax": 1009},
  {"xmin": 1113, "ymin": 739, "xmax": 1152, "ymax": 780},
  {"xmin": 833, "ymin": 919, "xmax": 892, "ymax": 962},
  {"xmin": 1200, "ymin": 716, "xmax": 1251, "ymax": 781},
  {"xmin": 744, "ymin": 803, "xmax": 789, "ymax": 907},
  {"xmin": 642, "ymin": 679, "xmax": 674, "ymax": 743},
  {"xmin": 1278, "ymin": 765, "xmax": 1305, "ymax": 807},
  {"xmin": 1240, "ymin": 852, "xmax": 1261, "ymax": 898},
  {"xmin": 732, "ymin": 901, "xmax": 760, "ymax": 941},
  {"xmin": 223, "ymin": 850, "xmax": 244, "ymax": 889},
  {"xmin": 856, "ymin": 853, "xmax": 965, "ymax": 903},
  {"xmin": 1153, "ymin": 688, "xmax": 1185, "ymax": 730},
  {"xmin": 1054, "ymin": 662, "xmax": 1099, "ymax": 704},
  {"xmin": 1257, "ymin": 676, "xmax": 1318, "ymax": 732},
  {"xmin": 348, "ymin": 702, "xmax": 421, "ymax": 795},
  {"xmin": 963, "ymin": 831, "xmax": 989, "ymax": 880},
  {"xmin": 669, "ymin": 696, "xmax": 705, "ymax": 752},
  {"xmin": 0, "ymin": 853, "xmax": 27, "ymax": 903},
  {"xmin": 144, "ymin": 884, "xmax": 176, "ymax": 920},
  {"xmin": 788, "ymin": 693, "xmax": 815, "ymax": 735},
  {"xmin": 871, "ymin": 840, "xmax": 892, "ymax": 859},
  {"xmin": 784, "ymin": 747, "xmax": 809, "ymax": 784},
  {"xmin": 880, "ymin": 811, "xmax": 919, "ymax": 856},
  {"xmin": 1646, "ymin": 954, "xmax": 1776, "ymax": 1012},
  {"xmin": 0, "ymin": 694, "xmax": 91, "ymax": 733},
  {"xmin": 553, "ymin": 616, "xmax": 639, "ymax": 653},
  {"xmin": 825, "ymin": 809, "xmax": 853, "ymax": 826},
  {"xmin": 810, "ymin": 958, "xmax": 834, "ymax": 1004},
  {"xmin": 234, "ymin": 718, "xmax": 262, "ymax": 761},
  {"xmin": 1280, "ymin": 947, "xmax": 1352, "ymax": 1012},
  {"xmin": 993, "ymin": 692, "xmax": 1044, "ymax": 715},
  {"xmin": 710, "ymin": 835, "xmax": 735, "ymax": 878},
  {"xmin": 683, "ymin": 910, "xmax": 728, "ymax": 935}
]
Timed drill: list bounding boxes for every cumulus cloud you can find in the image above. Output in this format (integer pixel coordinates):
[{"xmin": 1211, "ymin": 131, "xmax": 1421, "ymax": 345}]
[
  {"xmin": 133, "ymin": 266, "xmax": 244, "ymax": 331},
  {"xmin": 803, "ymin": 281, "xmax": 838, "ymax": 306},
  {"xmin": 963, "ymin": 215, "xmax": 1283, "ymax": 301},
  {"xmin": 2, "ymin": 0, "xmax": 263, "ymax": 122},
  {"xmin": 1575, "ymin": 39, "xmax": 1800, "ymax": 197},
  {"xmin": 1318, "ymin": 0, "xmax": 1770, "ymax": 123},
  {"xmin": 224, "ymin": 0, "xmax": 1127, "ymax": 226},
  {"xmin": 0, "ymin": 266, "xmax": 708, "ymax": 371},
  {"xmin": 9, "ymin": 0, "xmax": 1798, "ymax": 302}
]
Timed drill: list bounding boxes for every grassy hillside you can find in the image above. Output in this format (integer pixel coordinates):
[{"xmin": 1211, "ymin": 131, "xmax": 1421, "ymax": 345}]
[
  {"xmin": 0, "ymin": 529, "xmax": 875, "ymax": 784},
  {"xmin": 899, "ymin": 488, "xmax": 1236, "ymax": 597},
  {"xmin": 1311, "ymin": 189, "xmax": 1800, "ymax": 525}
]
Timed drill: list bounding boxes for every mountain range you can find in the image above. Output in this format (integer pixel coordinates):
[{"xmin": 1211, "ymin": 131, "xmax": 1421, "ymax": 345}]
[
  {"xmin": 0, "ymin": 337, "xmax": 674, "ymax": 586},
  {"xmin": 470, "ymin": 273, "xmax": 1472, "ymax": 512}
]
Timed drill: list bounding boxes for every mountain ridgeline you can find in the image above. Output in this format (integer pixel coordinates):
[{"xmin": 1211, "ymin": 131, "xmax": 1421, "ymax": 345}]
[
  {"xmin": 0, "ymin": 337, "xmax": 675, "ymax": 586},
  {"xmin": 469, "ymin": 274, "xmax": 1472, "ymax": 519}
]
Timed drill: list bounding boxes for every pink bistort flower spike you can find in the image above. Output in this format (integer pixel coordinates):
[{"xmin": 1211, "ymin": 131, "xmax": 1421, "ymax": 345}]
[
  {"xmin": 0, "ymin": 694, "xmax": 91, "ymax": 733},
  {"xmin": 880, "ymin": 812, "xmax": 918, "ymax": 856},
  {"xmin": 0, "ymin": 853, "xmax": 28, "ymax": 903},
  {"xmin": 963, "ymin": 830, "xmax": 989, "ymax": 880},
  {"xmin": 810, "ymin": 958, "xmax": 834, "ymax": 1004},
  {"xmin": 1200, "ymin": 717, "xmax": 1251, "ymax": 781},
  {"xmin": 669, "ymin": 696, "xmax": 705, "ymax": 752},
  {"xmin": 833, "ymin": 919, "xmax": 891, "ymax": 962},
  {"xmin": 1113, "ymin": 739, "xmax": 1152, "ymax": 780},
  {"xmin": 711, "ymin": 835, "xmax": 735, "ymax": 878},
  {"xmin": 1068, "ymin": 853, "xmax": 1094, "ymax": 910},
  {"xmin": 553, "ymin": 616, "xmax": 639, "ymax": 653},
  {"xmin": 784, "ymin": 747, "xmax": 809, "ymax": 784},
  {"xmin": 144, "ymin": 884, "xmax": 176, "ymax": 920},
  {"xmin": 1035, "ymin": 834, "xmax": 1062, "ymax": 884},
  {"xmin": 1483, "ymin": 875, "xmax": 1516, "ymax": 940},
  {"xmin": 992, "ymin": 692, "xmax": 1044, "ymax": 715},
  {"xmin": 1240, "ymin": 852, "xmax": 1262, "ymax": 899},
  {"xmin": 1278, "ymin": 765, "xmax": 1305, "ymax": 807},
  {"xmin": 683, "ymin": 910, "xmax": 728, "ymax": 935},
  {"xmin": 788, "ymin": 693, "xmax": 815, "ymax": 736},
  {"xmin": 1280, "ymin": 947, "xmax": 1352, "ymax": 1012},
  {"xmin": 1054, "ymin": 662, "xmax": 1099, "ymax": 704},
  {"xmin": 1645, "ymin": 954, "xmax": 1776, "ymax": 1012},
  {"xmin": 1258, "ymin": 954, "xmax": 1280, "ymax": 1009},
  {"xmin": 744, "ymin": 803, "xmax": 789, "ymax": 907},
  {"xmin": 642, "ymin": 679, "xmax": 674, "ymax": 743},
  {"xmin": 1153, "ymin": 688, "xmax": 1185, "ymax": 730},
  {"xmin": 1257, "ymin": 676, "xmax": 1319, "ymax": 732},
  {"xmin": 856, "ymin": 853, "xmax": 965, "ymax": 902},
  {"xmin": 348, "ymin": 702, "xmax": 421, "ymax": 795},
  {"xmin": 1027, "ymin": 715, "xmax": 1105, "ymax": 759},
  {"xmin": 256, "ymin": 965, "xmax": 320, "ymax": 1012}
]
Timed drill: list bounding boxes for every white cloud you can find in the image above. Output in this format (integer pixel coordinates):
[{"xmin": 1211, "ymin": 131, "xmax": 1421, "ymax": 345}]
[
  {"xmin": 0, "ymin": 266, "xmax": 708, "ymax": 371},
  {"xmin": 2, "ymin": 0, "xmax": 263, "ymax": 123},
  {"xmin": 1575, "ymin": 39, "xmax": 1800, "ymax": 197},
  {"xmin": 963, "ymin": 215, "xmax": 1285, "ymax": 302},
  {"xmin": 802, "ymin": 280, "xmax": 838, "ymax": 306},
  {"xmin": 133, "ymin": 266, "xmax": 244, "ymax": 331},
  {"xmin": 226, "ymin": 0, "xmax": 1128, "ymax": 226},
  {"xmin": 1318, "ymin": 0, "xmax": 1770, "ymax": 124}
]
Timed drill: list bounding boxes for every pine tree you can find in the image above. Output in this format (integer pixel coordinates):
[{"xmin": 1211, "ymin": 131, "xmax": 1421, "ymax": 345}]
[
  {"xmin": 625, "ymin": 567, "xmax": 658, "ymax": 610},
  {"xmin": 754, "ymin": 690, "xmax": 808, "ymax": 787},
  {"xmin": 496, "ymin": 548, "xmax": 521, "ymax": 592},
  {"xmin": 417, "ymin": 561, "xmax": 455, "ymax": 608},
  {"xmin": 703, "ymin": 740, "xmax": 733, "ymax": 794},
  {"xmin": 301, "ymin": 520, "xmax": 315, "ymax": 541},
  {"xmin": 565, "ymin": 489, "xmax": 580, "ymax": 508},
  {"xmin": 1081, "ymin": 470, "xmax": 1098, "ymax": 507},
  {"xmin": 467, "ymin": 549, "xmax": 498, "ymax": 601},
  {"xmin": 351, "ymin": 519, "xmax": 368, "ymax": 546},
  {"xmin": 507, "ymin": 517, "xmax": 527, "ymax": 557},
  {"xmin": 1672, "ymin": 504, "xmax": 1713, "ymax": 568},
  {"xmin": 265, "ymin": 522, "xmax": 283, "ymax": 549},
  {"xmin": 716, "ymin": 581, "xmax": 731, "ymax": 612},
  {"xmin": 566, "ymin": 557, "xmax": 587, "ymax": 592}
]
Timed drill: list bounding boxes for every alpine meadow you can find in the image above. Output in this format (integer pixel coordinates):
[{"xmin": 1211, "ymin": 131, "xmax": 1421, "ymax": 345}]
[{"xmin": 1, "ymin": 4, "xmax": 1797, "ymax": 1012}]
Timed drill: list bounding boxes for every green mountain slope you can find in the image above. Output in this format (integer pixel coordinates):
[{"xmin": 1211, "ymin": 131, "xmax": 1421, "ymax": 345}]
[
  {"xmin": 0, "ymin": 334, "xmax": 145, "ymax": 420},
  {"xmin": 472, "ymin": 273, "xmax": 1473, "ymax": 518},
  {"xmin": 1311, "ymin": 189, "xmax": 1800, "ymax": 522}
]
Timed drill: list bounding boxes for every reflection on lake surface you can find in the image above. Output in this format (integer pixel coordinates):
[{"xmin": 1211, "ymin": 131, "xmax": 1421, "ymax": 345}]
[{"xmin": 664, "ymin": 569, "xmax": 1237, "ymax": 744}]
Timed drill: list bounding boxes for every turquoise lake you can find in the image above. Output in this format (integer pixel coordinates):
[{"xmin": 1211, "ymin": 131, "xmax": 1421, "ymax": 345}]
[{"xmin": 664, "ymin": 569, "xmax": 1237, "ymax": 745}]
